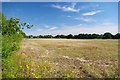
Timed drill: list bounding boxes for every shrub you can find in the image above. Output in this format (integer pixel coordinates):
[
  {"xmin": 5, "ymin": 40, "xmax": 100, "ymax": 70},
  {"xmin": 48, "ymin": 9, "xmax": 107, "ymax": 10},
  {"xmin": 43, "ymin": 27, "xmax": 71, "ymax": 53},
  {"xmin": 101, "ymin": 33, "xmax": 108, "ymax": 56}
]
[
  {"xmin": 1, "ymin": 12, "xmax": 33, "ymax": 78},
  {"xmin": 1, "ymin": 13, "xmax": 32, "ymax": 58}
]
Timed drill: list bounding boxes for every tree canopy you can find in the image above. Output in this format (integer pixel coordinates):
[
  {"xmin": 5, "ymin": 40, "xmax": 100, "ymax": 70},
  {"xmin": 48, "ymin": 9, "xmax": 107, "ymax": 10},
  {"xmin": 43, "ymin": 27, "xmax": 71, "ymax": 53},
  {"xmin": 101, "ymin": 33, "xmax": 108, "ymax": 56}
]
[{"xmin": 26, "ymin": 32, "xmax": 120, "ymax": 39}]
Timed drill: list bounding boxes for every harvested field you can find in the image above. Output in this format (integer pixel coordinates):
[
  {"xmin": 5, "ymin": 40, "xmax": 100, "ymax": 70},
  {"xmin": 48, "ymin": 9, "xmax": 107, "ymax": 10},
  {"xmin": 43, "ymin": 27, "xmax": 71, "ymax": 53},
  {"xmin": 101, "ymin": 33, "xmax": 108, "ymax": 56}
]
[{"xmin": 16, "ymin": 39, "xmax": 118, "ymax": 78}]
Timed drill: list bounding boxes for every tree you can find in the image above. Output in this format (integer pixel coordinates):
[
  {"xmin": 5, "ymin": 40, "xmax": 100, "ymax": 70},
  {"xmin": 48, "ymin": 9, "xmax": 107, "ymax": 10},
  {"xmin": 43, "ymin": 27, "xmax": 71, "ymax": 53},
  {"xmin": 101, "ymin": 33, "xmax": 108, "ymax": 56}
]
[
  {"xmin": 103, "ymin": 32, "xmax": 113, "ymax": 39},
  {"xmin": 39, "ymin": 35, "xmax": 43, "ymax": 38},
  {"xmin": 44, "ymin": 35, "xmax": 53, "ymax": 38},
  {"xmin": 74, "ymin": 35, "xmax": 78, "ymax": 39},
  {"xmin": 115, "ymin": 33, "xmax": 120, "ymax": 39},
  {"xmin": 66, "ymin": 34, "xmax": 73, "ymax": 39},
  {"xmin": 2, "ymin": 12, "xmax": 33, "ymax": 58},
  {"xmin": 77, "ymin": 34, "xmax": 83, "ymax": 39},
  {"xmin": 59, "ymin": 35, "xmax": 66, "ymax": 38},
  {"xmin": 55, "ymin": 35, "xmax": 60, "ymax": 38}
]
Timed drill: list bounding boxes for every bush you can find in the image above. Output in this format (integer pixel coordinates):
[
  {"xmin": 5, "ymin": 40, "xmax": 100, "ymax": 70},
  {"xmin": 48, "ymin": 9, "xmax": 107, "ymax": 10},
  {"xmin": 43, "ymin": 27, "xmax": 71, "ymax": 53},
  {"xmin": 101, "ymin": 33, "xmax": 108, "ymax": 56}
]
[
  {"xmin": 2, "ymin": 16, "xmax": 23, "ymax": 58},
  {"xmin": 1, "ymin": 13, "xmax": 32, "ymax": 58},
  {"xmin": 1, "ymin": 13, "xmax": 33, "ymax": 78}
]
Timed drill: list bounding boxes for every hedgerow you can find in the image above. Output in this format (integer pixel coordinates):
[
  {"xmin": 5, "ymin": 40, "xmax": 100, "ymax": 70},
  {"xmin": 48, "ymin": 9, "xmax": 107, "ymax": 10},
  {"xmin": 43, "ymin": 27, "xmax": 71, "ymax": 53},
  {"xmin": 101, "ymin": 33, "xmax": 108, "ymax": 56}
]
[
  {"xmin": 1, "ymin": 13, "xmax": 32, "ymax": 58},
  {"xmin": 1, "ymin": 12, "xmax": 33, "ymax": 78}
]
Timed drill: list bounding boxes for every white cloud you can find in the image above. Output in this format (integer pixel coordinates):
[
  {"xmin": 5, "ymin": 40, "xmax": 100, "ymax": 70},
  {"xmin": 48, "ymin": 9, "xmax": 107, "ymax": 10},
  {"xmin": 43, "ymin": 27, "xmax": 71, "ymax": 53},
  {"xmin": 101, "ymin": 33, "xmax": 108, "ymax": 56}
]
[
  {"xmin": 77, "ymin": 24, "xmax": 82, "ymax": 26},
  {"xmin": 48, "ymin": 27, "xmax": 57, "ymax": 30},
  {"xmin": 52, "ymin": 3, "xmax": 80, "ymax": 12},
  {"xmin": 90, "ymin": 4, "xmax": 99, "ymax": 8},
  {"xmin": 37, "ymin": 29, "xmax": 43, "ymax": 32},
  {"xmin": 75, "ymin": 17, "xmax": 95, "ymax": 22},
  {"xmin": 67, "ymin": 16, "xmax": 71, "ymax": 18},
  {"xmin": 82, "ymin": 10, "xmax": 104, "ymax": 16},
  {"xmin": 102, "ymin": 22, "xmax": 114, "ymax": 26},
  {"xmin": 26, "ymin": 23, "xmax": 117, "ymax": 36},
  {"xmin": 44, "ymin": 25, "xmax": 50, "ymax": 28},
  {"xmin": 2, "ymin": 0, "xmax": 11, "ymax": 2},
  {"xmin": 36, "ymin": 25, "xmax": 58, "ymax": 32}
]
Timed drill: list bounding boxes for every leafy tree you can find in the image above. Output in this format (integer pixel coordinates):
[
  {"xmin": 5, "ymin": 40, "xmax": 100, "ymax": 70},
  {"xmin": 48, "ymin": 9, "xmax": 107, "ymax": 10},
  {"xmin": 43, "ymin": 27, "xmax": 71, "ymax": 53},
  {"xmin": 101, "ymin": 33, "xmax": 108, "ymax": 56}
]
[
  {"xmin": 91, "ymin": 34, "xmax": 102, "ymax": 39},
  {"xmin": 0, "ymin": 13, "xmax": 1, "ymax": 42},
  {"xmin": 27, "ymin": 32, "xmax": 120, "ymax": 39},
  {"xmin": 115, "ymin": 33, "xmax": 120, "ymax": 39},
  {"xmin": 77, "ymin": 34, "xmax": 83, "ymax": 39},
  {"xmin": 55, "ymin": 35, "xmax": 60, "ymax": 38},
  {"xmin": 67, "ymin": 34, "xmax": 73, "ymax": 39},
  {"xmin": 2, "ymin": 13, "xmax": 33, "ymax": 58},
  {"xmin": 44, "ymin": 35, "xmax": 53, "ymax": 38},
  {"xmin": 74, "ymin": 35, "xmax": 78, "ymax": 39},
  {"xmin": 103, "ymin": 32, "xmax": 113, "ymax": 39},
  {"xmin": 39, "ymin": 35, "xmax": 43, "ymax": 38},
  {"xmin": 59, "ymin": 35, "xmax": 66, "ymax": 38}
]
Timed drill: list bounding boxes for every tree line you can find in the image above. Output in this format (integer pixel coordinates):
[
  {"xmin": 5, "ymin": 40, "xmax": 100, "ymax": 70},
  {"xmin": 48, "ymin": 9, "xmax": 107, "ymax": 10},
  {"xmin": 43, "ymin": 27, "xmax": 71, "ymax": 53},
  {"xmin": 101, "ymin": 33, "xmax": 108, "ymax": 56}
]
[{"xmin": 25, "ymin": 32, "xmax": 120, "ymax": 39}]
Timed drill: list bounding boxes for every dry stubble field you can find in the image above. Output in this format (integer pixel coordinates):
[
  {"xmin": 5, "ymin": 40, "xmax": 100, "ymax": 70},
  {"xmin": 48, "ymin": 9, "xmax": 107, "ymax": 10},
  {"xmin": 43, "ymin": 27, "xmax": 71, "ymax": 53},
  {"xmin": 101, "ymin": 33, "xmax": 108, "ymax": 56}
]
[{"xmin": 17, "ymin": 39, "xmax": 118, "ymax": 78}]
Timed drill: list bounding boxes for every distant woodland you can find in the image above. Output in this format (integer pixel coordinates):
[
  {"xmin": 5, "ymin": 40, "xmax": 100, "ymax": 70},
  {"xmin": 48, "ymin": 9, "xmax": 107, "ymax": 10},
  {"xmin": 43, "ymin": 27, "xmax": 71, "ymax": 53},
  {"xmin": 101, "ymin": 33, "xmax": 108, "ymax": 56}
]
[{"xmin": 26, "ymin": 32, "xmax": 120, "ymax": 39}]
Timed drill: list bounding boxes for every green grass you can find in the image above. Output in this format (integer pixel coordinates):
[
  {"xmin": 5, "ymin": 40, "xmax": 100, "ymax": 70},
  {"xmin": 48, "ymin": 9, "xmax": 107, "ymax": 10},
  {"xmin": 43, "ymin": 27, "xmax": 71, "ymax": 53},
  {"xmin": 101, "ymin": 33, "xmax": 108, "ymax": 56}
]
[{"xmin": 3, "ymin": 39, "xmax": 119, "ymax": 78}]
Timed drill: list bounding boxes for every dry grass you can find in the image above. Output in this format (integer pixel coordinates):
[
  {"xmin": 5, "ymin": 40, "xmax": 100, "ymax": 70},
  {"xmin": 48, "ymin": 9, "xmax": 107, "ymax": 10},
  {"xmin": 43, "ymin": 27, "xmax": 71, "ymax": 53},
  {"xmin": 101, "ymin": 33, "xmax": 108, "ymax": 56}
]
[{"xmin": 17, "ymin": 38, "xmax": 118, "ymax": 78}]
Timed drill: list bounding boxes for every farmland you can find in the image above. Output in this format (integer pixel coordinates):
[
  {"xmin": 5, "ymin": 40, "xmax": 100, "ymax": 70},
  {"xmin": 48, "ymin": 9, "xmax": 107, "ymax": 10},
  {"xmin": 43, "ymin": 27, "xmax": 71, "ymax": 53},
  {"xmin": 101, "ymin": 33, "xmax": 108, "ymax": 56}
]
[
  {"xmin": 2, "ymin": 2, "xmax": 119, "ymax": 78},
  {"xmin": 9, "ymin": 39, "xmax": 118, "ymax": 78}
]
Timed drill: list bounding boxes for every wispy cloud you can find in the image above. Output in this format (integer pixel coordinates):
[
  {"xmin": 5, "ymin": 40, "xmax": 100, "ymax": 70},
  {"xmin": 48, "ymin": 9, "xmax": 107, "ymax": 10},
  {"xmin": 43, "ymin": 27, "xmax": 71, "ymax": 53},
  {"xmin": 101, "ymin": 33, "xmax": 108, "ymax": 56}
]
[
  {"xmin": 37, "ymin": 25, "xmax": 57, "ymax": 32},
  {"xmin": 48, "ymin": 27, "xmax": 57, "ymax": 30},
  {"xmin": 75, "ymin": 17, "xmax": 95, "ymax": 22},
  {"xmin": 37, "ymin": 29, "xmax": 43, "ymax": 32},
  {"xmin": 102, "ymin": 22, "xmax": 114, "ymax": 26},
  {"xmin": 2, "ymin": 0, "xmax": 11, "ymax": 2},
  {"xmin": 44, "ymin": 25, "xmax": 50, "ymax": 28},
  {"xmin": 36, "ymin": 22, "xmax": 115, "ymax": 35},
  {"xmin": 31, "ymin": 23, "xmax": 117, "ymax": 36},
  {"xmin": 67, "ymin": 15, "xmax": 71, "ymax": 18},
  {"xmin": 82, "ymin": 10, "xmax": 104, "ymax": 16},
  {"xmin": 51, "ymin": 3, "xmax": 80, "ymax": 12}
]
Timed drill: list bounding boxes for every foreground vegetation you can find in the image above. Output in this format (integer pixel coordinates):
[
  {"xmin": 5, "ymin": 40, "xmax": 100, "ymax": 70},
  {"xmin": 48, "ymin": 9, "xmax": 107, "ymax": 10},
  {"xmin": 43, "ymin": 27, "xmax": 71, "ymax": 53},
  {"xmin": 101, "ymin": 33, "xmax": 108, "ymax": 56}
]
[
  {"xmin": 1, "ymin": 13, "xmax": 33, "ymax": 78},
  {"xmin": 0, "ymin": 12, "xmax": 2, "ymax": 79}
]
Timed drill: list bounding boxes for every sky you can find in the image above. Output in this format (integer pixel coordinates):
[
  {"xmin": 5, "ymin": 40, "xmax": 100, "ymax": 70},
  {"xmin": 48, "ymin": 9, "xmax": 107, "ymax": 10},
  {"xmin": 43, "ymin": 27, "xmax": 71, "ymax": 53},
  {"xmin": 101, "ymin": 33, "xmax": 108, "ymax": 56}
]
[
  {"xmin": 1, "ymin": 0, "xmax": 119, "ymax": 2},
  {"xmin": 2, "ymin": 2, "xmax": 118, "ymax": 36}
]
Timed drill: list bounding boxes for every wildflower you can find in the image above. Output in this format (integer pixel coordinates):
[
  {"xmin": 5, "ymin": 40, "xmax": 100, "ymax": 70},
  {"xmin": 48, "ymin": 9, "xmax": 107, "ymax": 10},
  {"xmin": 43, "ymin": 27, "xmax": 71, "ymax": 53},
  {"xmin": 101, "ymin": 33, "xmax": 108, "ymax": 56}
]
[
  {"xmin": 37, "ymin": 65, "xmax": 39, "ymax": 68},
  {"xmin": 20, "ymin": 66, "xmax": 22, "ymax": 68},
  {"xmin": 26, "ymin": 65, "xmax": 29, "ymax": 69},
  {"xmin": 32, "ymin": 73, "xmax": 35, "ymax": 76},
  {"xmin": 35, "ymin": 76, "xmax": 38, "ymax": 78}
]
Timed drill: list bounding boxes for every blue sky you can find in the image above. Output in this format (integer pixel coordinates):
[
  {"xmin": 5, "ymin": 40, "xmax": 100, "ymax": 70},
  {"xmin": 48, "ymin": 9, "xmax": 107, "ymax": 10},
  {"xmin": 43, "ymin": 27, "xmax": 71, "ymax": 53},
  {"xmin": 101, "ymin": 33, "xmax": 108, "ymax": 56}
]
[
  {"xmin": 1, "ymin": 0, "xmax": 119, "ymax": 2},
  {"xmin": 2, "ymin": 2, "xmax": 118, "ymax": 35}
]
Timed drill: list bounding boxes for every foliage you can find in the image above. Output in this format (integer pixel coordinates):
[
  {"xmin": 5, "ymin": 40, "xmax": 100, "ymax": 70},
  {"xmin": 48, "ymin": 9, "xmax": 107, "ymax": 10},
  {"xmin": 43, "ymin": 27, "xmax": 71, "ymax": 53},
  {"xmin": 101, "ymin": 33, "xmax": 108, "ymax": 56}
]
[
  {"xmin": 103, "ymin": 32, "xmax": 113, "ymax": 39},
  {"xmin": 66, "ymin": 34, "xmax": 73, "ymax": 39},
  {"xmin": 2, "ymin": 53, "xmax": 51, "ymax": 78},
  {"xmin": 1, "ymin": 13, "xmax": 33, "ymax": 78},
  {"xmin": 62, "ymin": 69, "xmax": 79, "ymax": 78},
  {"xmin": 114, "ymin": 33, "xmax": 120, "ymax": 39},
  {"xmin": 2, "ymin": 13, "xmax": 33, "ymax": 58},
  {"xmin": 26, "ymin": 32, "xmax": 120, "ymax": 39}
]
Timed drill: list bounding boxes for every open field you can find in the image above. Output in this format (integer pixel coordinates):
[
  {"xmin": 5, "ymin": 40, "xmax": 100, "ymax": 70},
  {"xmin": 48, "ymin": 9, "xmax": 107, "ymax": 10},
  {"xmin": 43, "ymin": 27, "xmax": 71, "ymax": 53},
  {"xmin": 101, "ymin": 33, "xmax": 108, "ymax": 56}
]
[{"xmin": 8, "ymin": 39, "xmax": 119, "ymax": 78}]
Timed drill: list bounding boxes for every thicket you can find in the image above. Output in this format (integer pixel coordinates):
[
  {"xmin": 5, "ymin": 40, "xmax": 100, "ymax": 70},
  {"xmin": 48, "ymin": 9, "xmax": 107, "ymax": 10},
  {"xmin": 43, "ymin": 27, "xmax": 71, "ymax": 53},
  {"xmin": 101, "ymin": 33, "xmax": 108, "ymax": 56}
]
[
  {"xmin": 26, "ymin": 33, "xmax": 120, "ymax": 39},
  {"xmin": 1, "ymin": 13, "xmax": 33, "ymax": 58},
  {"xmin": 1, "ymin": 12, "xmax": 33, "ymax": 78}
]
